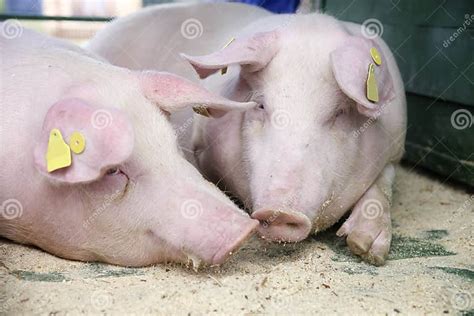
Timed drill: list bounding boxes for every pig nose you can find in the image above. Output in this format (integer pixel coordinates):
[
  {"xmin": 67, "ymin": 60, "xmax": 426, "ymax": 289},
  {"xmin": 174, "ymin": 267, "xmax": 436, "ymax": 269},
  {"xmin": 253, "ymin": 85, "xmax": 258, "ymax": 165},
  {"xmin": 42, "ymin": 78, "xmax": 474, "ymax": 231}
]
[{"xmin": 251, "ymin": 209, "xmax": 312, "ymax": 242}]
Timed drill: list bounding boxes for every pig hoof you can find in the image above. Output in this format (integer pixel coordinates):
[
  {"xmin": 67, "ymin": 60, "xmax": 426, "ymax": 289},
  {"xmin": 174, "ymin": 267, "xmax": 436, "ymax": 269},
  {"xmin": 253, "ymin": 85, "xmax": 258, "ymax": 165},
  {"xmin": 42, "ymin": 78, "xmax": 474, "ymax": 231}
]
[
  {"xmin": 347, "ymin": 229, "xmax": 391, "ymax": 266},
  {"xmin": 337, "ymin": 212, "xmax": 391, "ymax": 266}
]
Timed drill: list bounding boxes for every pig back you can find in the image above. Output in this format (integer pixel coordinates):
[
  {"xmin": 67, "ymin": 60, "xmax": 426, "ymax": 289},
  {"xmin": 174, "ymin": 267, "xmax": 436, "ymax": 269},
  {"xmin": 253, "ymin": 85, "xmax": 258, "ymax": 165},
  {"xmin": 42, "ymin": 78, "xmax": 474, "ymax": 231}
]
[{"xmin": 87, "ymin": 2, "xmax": 272, "ymax": 79}]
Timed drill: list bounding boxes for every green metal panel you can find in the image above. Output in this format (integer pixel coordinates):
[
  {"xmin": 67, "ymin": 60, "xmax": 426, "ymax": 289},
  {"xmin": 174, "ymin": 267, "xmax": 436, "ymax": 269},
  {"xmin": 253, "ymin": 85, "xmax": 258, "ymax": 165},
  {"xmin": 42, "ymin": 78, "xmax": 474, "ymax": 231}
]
[
  {"xmin": 320, "ymin": 0, "xmax": 473, "ymax": 27},
  {"xmin": 0, "ymin": 14, "xmax": 113, "ymax": 22},
  {"xmin": 321, "ymin": 0, "xmax": 474, "ymax": 106},
  {"xmin": 405, "ymin": 93, "xmax": 473, "ymax": 185}
]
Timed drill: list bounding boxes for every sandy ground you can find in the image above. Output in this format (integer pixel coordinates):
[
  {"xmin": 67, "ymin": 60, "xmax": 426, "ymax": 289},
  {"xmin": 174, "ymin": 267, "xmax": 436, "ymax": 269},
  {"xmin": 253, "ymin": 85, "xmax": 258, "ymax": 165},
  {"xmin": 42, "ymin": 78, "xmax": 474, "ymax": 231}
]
[{"xmin": 0, "ymin": 165, "xmax": 473, "ymax": 315}]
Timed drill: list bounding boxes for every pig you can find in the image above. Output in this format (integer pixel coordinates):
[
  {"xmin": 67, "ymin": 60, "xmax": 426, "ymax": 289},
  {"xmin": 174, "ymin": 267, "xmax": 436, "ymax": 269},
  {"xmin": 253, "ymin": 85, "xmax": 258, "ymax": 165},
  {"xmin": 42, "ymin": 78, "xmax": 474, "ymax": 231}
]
[
  {"xmin": 87, "ymin": 3, "xmax": 407, "ymax": 265},
  {"xmin": 87, "ymin": 2, "xmax": 271, "ymax": 164},
  {"xmin": 0, "ymin": 25, "xmax": 259, "ymax": 267}
]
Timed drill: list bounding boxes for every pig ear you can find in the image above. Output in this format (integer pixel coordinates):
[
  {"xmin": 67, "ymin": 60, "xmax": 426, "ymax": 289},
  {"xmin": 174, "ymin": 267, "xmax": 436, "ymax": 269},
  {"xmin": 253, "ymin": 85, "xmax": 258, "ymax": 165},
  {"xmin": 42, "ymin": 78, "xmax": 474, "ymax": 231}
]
[
  {"xmin": 180, "ymin": 30, "xmax": 279, "ymax": 79},
  {"xmin": 140, "ymin": 71, "xmax": 256, "ymax": 117},
  {"xmin": 330, "ymin": 37, "xmax": 395, "ymax": 117},
  {"xmin": 34, "ymin": 98, "xmax": 134, "ymax": 184}
]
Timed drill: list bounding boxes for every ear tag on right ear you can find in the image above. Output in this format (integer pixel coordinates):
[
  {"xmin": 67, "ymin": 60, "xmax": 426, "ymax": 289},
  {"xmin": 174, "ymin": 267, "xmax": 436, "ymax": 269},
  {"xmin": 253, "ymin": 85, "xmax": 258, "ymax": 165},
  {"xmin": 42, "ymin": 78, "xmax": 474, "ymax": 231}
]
[
  {"xmin": 366, "ymin": 63, "xmax": 379, "ymax": 103},
  {"xmin": 46, "ymin": 128, "xmax": 72, "ymax": 172},
  {"xmin": 193, "ymin": 105, "xmax": 211, "ymax": 117},
  {"xmin": 220, "ymin": 37, "xmax": 235, "ymax": 75}
]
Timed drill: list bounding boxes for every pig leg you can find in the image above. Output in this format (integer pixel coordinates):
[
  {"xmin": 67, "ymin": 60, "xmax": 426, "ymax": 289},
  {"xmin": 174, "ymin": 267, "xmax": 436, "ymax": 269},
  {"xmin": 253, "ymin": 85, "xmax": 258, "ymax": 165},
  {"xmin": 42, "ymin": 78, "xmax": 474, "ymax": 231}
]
[{"xmin": 336, "ymin": 164, "xmax": 395, "ymax": 266}]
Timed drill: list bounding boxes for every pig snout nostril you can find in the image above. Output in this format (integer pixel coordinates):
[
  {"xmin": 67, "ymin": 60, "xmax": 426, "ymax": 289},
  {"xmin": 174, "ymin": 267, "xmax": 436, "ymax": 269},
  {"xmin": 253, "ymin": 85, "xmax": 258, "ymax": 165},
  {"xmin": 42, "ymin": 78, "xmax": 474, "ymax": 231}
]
[{"xmin": 251, "ymin": 209, "xmax": 312, "ymax": 243}]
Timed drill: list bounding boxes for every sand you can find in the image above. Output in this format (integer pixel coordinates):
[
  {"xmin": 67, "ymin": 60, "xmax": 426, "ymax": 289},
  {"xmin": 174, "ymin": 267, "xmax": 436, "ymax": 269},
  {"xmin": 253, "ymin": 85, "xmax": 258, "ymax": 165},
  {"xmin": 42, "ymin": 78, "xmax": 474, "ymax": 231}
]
[{"xmin": 1, "ymin": 165, "xmax": 473, "ymax": 315}]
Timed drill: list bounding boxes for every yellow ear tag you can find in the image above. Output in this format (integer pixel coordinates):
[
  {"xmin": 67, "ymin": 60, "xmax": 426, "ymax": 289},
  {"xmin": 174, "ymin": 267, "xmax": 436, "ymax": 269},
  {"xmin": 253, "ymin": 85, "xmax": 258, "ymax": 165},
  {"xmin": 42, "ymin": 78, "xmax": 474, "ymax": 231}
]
[
  {"xmin": 220, "ymin": 37, "xmax": 235, "ymax": 75},
  {"xmin": 370, "ymin": 47, "xmax": 382, "ymax": 66},
  {"xmin": 46, "ymin": 129, "xmax": 72, "ymax": 172},
  {"xmin": 366, "ymin": 63, "xmax": 379, "ymax": 103},
  {"xmin": 193, "ymin": 105, "xmax": 211, "ymax": 117},
  {"xmin": 69, "ymin": 131, "xmax": 86, "ymax": 154}
]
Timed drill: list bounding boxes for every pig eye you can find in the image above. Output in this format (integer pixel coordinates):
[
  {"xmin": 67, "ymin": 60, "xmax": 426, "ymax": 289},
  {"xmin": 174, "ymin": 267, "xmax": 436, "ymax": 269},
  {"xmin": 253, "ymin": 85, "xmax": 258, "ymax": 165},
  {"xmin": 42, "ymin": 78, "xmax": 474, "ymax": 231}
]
[
  {"xmin": 258, "ymin": 104, "xmax": 265, "ymax": 110},
  {"xmin": 326, "ymin": 108, "xmax": 346, "ymax": 127},
  {"xmin": 106, "ymin": 167, "xmax": 121, "ymax": 176},
  {"xmin": 335, "ymin": 108, "xmax": 344, "ymax": 118}
]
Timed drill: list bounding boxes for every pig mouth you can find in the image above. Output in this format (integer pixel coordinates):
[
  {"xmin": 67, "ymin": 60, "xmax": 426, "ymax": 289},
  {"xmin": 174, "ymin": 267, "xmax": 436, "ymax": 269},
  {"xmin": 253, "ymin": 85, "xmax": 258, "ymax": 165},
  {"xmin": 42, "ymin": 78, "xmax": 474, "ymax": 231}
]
[
  {"xmin": 209, "ymin": 219, "xmax": 259, "ymax": 265},
  {"xmin": 160, "ymin": 216, "xmax": 259, "ymax": 268}
]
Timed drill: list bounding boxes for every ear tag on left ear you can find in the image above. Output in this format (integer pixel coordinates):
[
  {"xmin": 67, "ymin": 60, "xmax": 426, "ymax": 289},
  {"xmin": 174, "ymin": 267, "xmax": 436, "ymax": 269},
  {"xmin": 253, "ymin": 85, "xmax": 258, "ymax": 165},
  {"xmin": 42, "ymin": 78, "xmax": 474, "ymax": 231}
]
[
  {"xmin": 220, "ymin": 37, "xmax": 235, "ymax": 75},
  {"xmin": 370, "ymin": 47, "xmax": 382, "ymax": 66},
  {"xmin": 46, "ymin": 128, "xmax": 72, "ymax": 172},
  {"xmin": 69, "ymin": 131, "xmax": 86, "ymax": 154},
  {"xmin": 366, "ymin": 63, "xmax": 379, "ymax": 103},
  {"xmin": 193, "ymin": 105, "xmax": 211, "ymax": 117}
]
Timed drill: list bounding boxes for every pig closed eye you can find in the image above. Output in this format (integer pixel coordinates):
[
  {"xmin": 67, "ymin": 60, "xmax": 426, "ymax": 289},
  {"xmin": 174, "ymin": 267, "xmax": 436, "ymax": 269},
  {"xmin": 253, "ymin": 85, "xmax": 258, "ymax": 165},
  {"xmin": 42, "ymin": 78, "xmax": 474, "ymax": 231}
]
[
  {"xmin": 104, "ymin": 167, "xmax": 129, "ymax": 194},
  {"xmin": 246, "ymin": 103, "xmax": 266, "ymax": 122},
  {"xmin": 332, "ymin": 108, "xmax": 345, "ymax": 121},
  {"xmin": 326, "ymin": 108, "xmax": 346, "ymax": 127},
  {"xmin": 86, "ymin": 167, "xmax": 129, "ymax": 198},
  {"xmin": 106, "ymin": 167, "xmax": 122, "ymax": 176}
]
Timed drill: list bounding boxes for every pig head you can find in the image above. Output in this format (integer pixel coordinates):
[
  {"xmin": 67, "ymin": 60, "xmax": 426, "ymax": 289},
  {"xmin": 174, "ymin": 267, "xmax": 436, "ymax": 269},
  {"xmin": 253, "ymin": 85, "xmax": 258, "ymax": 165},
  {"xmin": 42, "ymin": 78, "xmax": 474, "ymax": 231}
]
[
  {"xmin": 182, "ymin": 13, "xmax": 406, "ymax": 252},
  {"xmin": 0, "ymin": 28, "xmax": 258, "ymax": 267}
]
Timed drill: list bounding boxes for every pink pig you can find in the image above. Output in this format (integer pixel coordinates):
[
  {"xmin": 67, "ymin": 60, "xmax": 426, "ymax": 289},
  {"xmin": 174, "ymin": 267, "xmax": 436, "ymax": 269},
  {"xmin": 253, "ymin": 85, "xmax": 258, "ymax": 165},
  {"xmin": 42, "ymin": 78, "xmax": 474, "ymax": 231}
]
[
  {"xmin": 88, "ymin": 3, "xmax": 407, "ymax": 265},
  {"xmin": 0, "ymin": 26, "xmax": 259, "ymax": 267}
]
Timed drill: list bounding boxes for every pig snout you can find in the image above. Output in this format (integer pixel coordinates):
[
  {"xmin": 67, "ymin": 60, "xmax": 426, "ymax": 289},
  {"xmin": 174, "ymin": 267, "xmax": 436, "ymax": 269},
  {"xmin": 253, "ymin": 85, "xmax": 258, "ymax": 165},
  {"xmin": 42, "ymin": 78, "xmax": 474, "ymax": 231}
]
[
  {"xmin": 251, "ymin": 208, "xmax": 312, "ymax": 242},
  {"xmin": 208, "ymin": 212, "xmax": 259, "ymax": 265},
  {"xmin": 157, "ymin": 185, "xmax": 259, "ymax": 266},
  {"xmin": 187, "ymin": 205, "xmax": 259, "ymax": 265},
  {"xmin": 248, "ymin": 161, "xmax": 315, "ymax": 242}
]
